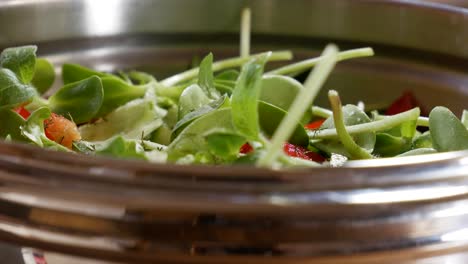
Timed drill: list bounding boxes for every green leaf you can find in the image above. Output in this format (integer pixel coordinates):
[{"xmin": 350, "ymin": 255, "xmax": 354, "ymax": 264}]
[
  {"xmin": 462, "ymin": 110, "xmax": 468, "ymax": 128},
  {"xmin": 231, "ymin": 55, "xmax": 268, "ymax": 140},
  {"xmin": 429, "ymin": 106, "xmax": 468, "ymax": 152},
  {"xmin": 31, "ymin": 58, "xmax": 55, "ymax": 94},
  {"xmin": 412, "ymin": 131, "xmax": 433, "ymax": 149},
  {"xmin": 178, "ymin": 84, "xmax": 211, "ymax": 119},
  {"xmin": 234, "ymin": 151, "xmax": 263, "ymax": 165},
  {"xmin": 128, "ymin": 70, "xmax": 156, "ymax": 85},
  {"xmin": 116, "ymin": 71, "xmax": 133, "ymax": 84},
  {"xmin": 0, "ymin": 109, "xmax": 26, "ymax": 141},
  {"xmin": 373, "ymin": 133, "xmax": 411, "ymax": 157},
  {"xmin": 62, "ymin": 63, "xmax": 108, "ymax": 84},
  {"xmin": 161, "ymin": 103, "xmax": 178, "ymax": 128},
  {"xmin": 95, "ymin": 136, "xmax": 147, "ymax": 160},
  {"xmin": 314, "ymin": 104, "xmax": 376, "ymax": 158},
  {"xmin": 172, "ymin": 95, "xmax": 228, "ymax": 138},
  {"xmin": 49, "ymin": 76, "xmax": 104, "ymax": 124},
  {"xmin": 198, "ymin": 53, "xmax": 219, "ymax": 99},
  {"xmin": 258, "ymin": 101, "xmax": 309, "ymax": 146},
  {"xmin": 0, "ymin": 68, "xmax": 37, "ymax": 109},
  {"xmin": 214, "ymin": 69, "xmax": 239, "ymax": 94},
  {"xmin": 167, "ymin": 108, "xmax": 235, "ymax": 163},
  {"xmin": 79, "ymin": 97, "xmax": 164, "ymax": 141},
  {"xmin": 20, "ymin": 107, "xmax": 69, "ymax": 151},
  {"xmin": 399, "ymin": 116, "xmax": 418, "ymax": 139},
  {"xmin": 20, "ymin": 107, "xmax": 50, "ymax": 147},
  {"xmin": 215, "ymin": 70, "xmax": 239, "ymax": 81},
  {"xmin": 382, "ymin": 115, "xmax": 418, "ymax": 139},
  {"xmin": 96, "ymin": 76, "xmax": 147, "ymax": 117},
  {"xmin": 204, "ymin": 129, "xmax": 246, "ymax": 160},
  {"xmin": 372, "ymin": 113, "xmax": 418, "ymax": 157},
  {"xmin": 397, "ymin": 148, "xmax": 437, "ymax": 157},
  {"xmin": 260, "ymin": 75, "xmax": 310, "ymax": 124},
  {"xmin": 0, "ymin": 45, "xmax": 37, "ymax": 84},
  {"xmin": 150, "ymin": 124, "xmax": 172, "ymax": 145},
  {"xmin": 72, "ymin": 140, "xmax": 96, "ymax": 155}
]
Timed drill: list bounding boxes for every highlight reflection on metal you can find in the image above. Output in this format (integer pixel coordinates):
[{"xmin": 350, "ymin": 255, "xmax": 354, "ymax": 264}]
[
  {"xmin": 441, "ymin": 228, "xmax": 468, "ymax": 242},
  {"xmin": 0, "ymin": 0, "xmax": 467, "ymax": 263},
  {"xmin": 346, "ymin": 186, "xmax": 468, "ymax": 204},
  {"xmin": 84, "ymin": 0, "xmax": 125, "ymax": 36}
]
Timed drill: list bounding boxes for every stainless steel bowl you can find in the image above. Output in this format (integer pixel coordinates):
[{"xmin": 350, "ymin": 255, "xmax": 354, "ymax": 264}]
[{"xmin": 1, "ymin": 0, "xmax": 468, "ymax": 263}]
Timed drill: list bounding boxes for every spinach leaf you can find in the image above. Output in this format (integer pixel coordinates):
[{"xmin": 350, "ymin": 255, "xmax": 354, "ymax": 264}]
[
  {"xmin": 204, "ymin": 129, "xmax": 246, "ymax": 161},
  {"xmin": 95, "ymin": 136, "xmax": 147, "ymax": 160},
  {"xmin": 429, "ymin": 106, "xmax": 468, "ymax": 152},
  {"xmin": 231, "ymin": 54, "xmax": 269, "ymax": 140},
  {"xmin": 0, "ymin": 68, "xmax": 37, "ymax": 109},
  {"xmin": 32, "ymin": 58, "xmax": 55, "ymax": 94},
  {"xmin": 96, "ymin": 76, "xmax": 147, "ymax": 117},
  {"xmin": 258, "ymin": 101, "xmax": 309, "ymax": 146},
  {"xmin": 0, "ymin": 45, "xmax": 37, "ymax": 84},
  {"xmin": 49, "ymin": 76, "xmax": 104, "ymax": 124},
  {"xmin": 79, "ymin": 97, "xmax": 164, "ymax": 141},
  {"xmin": 62, "ymin": 63, "xmax": 108, "ymax": 84},
  {"xmin": 178, "ymin": 84, "xmax": 211, "ymax": 119}
]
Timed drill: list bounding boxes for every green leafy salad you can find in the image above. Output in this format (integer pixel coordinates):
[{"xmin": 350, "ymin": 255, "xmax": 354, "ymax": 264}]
[
  {"xmin": 0, "ymin": 43, "xmax": 467, "ymax": 169},
  {"xmin": 0, "ymin": 9, "xmax": 467, "ymax": 169}
]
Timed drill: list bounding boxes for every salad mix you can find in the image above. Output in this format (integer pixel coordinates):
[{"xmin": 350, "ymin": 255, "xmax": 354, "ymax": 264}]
[{"xmin": 0, "ymin": 43, "xmax": 466, "ymax": 169}]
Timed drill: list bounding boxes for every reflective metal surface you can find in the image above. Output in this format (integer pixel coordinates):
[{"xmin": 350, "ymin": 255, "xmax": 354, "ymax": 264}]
[{"xmin": 0, "ymin": 0, "xmax": 468, "ymax": 263}]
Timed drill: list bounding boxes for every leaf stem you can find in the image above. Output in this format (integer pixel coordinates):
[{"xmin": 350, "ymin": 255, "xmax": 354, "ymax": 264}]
[
  {"xmin": 240, "ymin": 7, "xmax": 251, "ymax": 58},
  {"xmin": 256, "ymin": 44, "xmax": 338, "ymax": 168},
  {"xmin": 328, "ymin": 90, "xmax": 373, "ymax": 160},
  {"xmin": 372, "ymin": 113, "xmax": 428, "ymax": 127},
  {"xmin": 266, "ymin": 47, "xmax": 374, "ymax": 76},
  {"xmin": 311, "ymin": 106, "xmax": 332, "ymax": 118},
  {"xmin": 311, "ymin": 105, "xmax": 428, "ymax": 126},
  {"xmin": 309, "ymin": 107, "xmax": 421, "ymax": 139},
  {"xmin": 161, "ymin": 51, "xmax": 293, "ymax": 87}
]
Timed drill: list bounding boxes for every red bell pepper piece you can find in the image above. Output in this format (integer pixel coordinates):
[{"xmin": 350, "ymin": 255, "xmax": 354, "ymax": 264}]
[
  {"xmin": 305, "ymin": 119, "xmax": 325, "ymax": 130},
  {"xmin": 283, "ymin": 142, "xmax": 325, "ymax": 163},
  {"xmin": 385, "ymin": 91, "xmax": 420, "ymax": 115}
]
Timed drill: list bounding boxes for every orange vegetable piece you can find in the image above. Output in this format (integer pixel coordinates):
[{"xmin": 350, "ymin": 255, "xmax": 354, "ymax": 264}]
[{"xmin": 43, "ymin": 113, "xmax": 81, "ymax": 149}]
